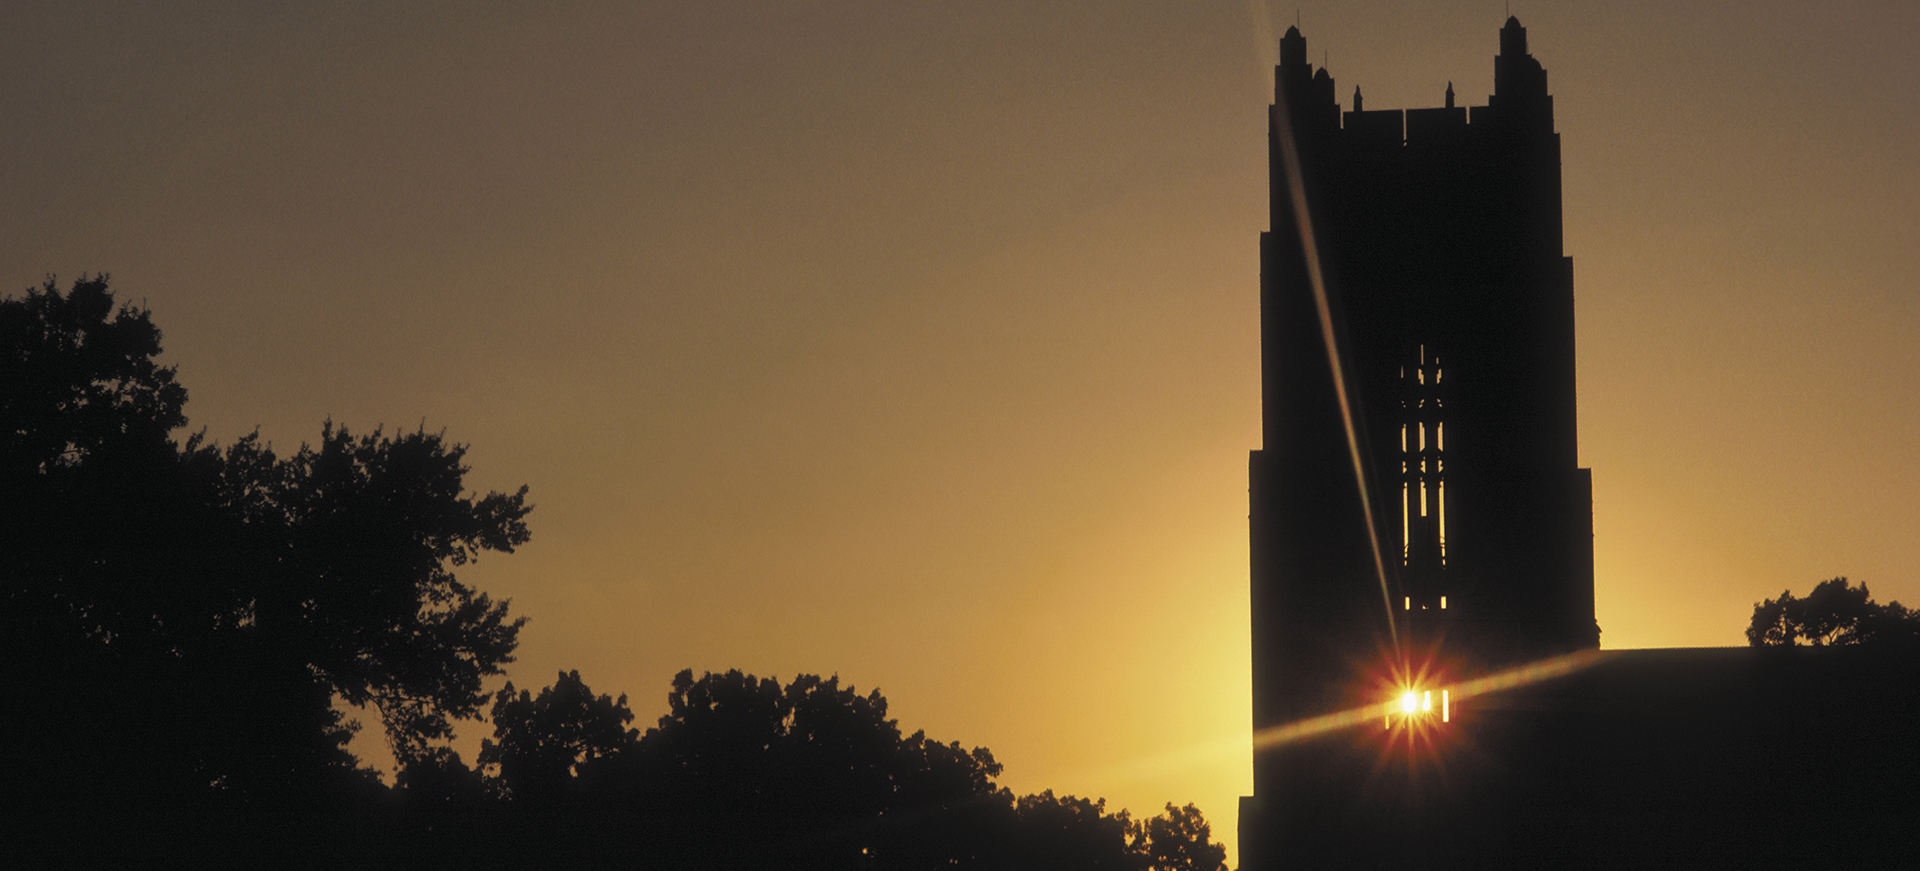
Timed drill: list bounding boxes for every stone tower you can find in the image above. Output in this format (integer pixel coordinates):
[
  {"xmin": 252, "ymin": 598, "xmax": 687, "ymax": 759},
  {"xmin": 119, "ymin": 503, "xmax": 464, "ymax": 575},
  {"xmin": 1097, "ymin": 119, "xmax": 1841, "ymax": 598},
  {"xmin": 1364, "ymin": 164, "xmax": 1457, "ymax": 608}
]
[{"xmin": 1242, "ymin": 18, "xmax": 1597, "ymax": 868}]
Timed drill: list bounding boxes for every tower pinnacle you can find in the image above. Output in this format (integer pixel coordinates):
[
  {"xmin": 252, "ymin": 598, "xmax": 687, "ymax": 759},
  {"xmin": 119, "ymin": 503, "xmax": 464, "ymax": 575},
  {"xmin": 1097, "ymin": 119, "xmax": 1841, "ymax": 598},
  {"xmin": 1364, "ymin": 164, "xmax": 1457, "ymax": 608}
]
[
  {"xmin": 1501, "ymin": 16, "xmax": 1527, "ymax": 56},
  {"xmin": 1281, "ymin": 25, "xmax": 1306, "ymax": 69}
]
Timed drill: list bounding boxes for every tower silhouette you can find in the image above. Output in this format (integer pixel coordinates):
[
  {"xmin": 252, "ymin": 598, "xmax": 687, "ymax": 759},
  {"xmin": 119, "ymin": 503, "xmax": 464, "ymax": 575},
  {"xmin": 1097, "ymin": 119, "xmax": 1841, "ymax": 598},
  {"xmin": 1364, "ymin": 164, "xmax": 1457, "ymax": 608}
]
[{"xmin": 1242, "ymin": 18, "xmax": 1598, "ymax": 868}]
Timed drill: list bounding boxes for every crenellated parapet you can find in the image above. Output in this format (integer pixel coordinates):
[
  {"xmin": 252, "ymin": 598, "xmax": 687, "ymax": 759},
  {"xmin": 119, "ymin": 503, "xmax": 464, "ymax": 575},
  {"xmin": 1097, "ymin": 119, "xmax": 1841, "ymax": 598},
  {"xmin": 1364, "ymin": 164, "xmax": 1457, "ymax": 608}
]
[{"xmin": 1279, "ymin": 16, "xmax": 1556, "ymax": 151}]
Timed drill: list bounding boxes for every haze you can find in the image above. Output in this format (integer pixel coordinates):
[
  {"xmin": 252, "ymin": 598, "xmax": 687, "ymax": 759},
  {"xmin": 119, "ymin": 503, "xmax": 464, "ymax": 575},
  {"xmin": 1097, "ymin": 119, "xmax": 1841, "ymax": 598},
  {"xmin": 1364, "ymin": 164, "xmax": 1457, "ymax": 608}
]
[{"xmin": 5, "ymin": 2, "xmax": 1915, "ymax": 860}]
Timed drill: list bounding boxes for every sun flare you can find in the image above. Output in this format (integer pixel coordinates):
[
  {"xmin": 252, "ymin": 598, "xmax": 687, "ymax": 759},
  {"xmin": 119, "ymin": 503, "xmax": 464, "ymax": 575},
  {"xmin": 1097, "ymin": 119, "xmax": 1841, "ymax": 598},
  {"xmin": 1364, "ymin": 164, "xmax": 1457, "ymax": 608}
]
[{"xmin": 1257, "ymin": 649, "xmax": 1608, "ymax": 751}]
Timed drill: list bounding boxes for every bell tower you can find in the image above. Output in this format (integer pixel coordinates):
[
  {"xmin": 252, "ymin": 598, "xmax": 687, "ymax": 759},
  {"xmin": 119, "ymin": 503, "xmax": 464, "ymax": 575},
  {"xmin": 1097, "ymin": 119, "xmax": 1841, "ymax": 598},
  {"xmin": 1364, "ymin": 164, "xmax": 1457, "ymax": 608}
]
[{"xmin": 1242, "ymin": 18, "xmax": 1597, "ymax": 869}]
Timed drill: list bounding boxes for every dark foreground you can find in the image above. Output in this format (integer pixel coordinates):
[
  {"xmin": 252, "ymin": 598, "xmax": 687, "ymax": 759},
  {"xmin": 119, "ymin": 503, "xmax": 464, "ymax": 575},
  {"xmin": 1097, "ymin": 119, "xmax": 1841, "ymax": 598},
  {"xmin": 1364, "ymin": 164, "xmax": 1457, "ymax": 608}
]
[{"xmin": 1242, "ymin": 645, "xmax": 1920, "ymax": 869}]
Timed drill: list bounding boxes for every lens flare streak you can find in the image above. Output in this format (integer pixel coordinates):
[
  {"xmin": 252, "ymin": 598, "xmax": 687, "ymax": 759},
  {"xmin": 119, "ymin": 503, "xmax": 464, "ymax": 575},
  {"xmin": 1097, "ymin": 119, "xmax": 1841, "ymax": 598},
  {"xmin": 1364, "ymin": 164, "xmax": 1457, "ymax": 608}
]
[
  {"xmin": 1254, "ymin": 700, "xmax": 1400, "ymax": 751},
  {"xmin": 1270, "ymin": 94, "xmax": 1399, "ymax": 655},
  {"xmin": 1252, "ymin": 649, "xmax": 1609, "ymax": 751}
]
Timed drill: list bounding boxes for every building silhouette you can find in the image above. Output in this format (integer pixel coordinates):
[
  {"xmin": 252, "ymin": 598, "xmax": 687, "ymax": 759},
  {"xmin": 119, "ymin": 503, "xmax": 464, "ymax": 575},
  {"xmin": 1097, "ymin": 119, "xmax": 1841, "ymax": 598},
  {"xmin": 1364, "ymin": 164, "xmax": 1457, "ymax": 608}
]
[
  {"xmin": 1239, "ymin": 19, "xmax": 1916, "ymax": 869},
  {"xmin": 1245, "ymin": 16, "xmax": 1597, "ymax": 862},
  {"xmin": 1249, "ymin": 12, "xmax": 1596, "ymax": 723}
]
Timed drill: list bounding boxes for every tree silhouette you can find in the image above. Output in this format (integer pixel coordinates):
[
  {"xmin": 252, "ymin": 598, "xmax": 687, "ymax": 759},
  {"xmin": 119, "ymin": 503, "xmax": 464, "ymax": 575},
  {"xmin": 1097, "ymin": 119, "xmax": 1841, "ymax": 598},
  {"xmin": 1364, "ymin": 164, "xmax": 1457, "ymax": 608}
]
[
  {"xmin": 0, "ymin": 275, "xmax": 186, "ymax": 474},
  {"xmin": 479, "ymin": 669, "xmax": 637, "ymax": 802},
  {"xmin": 1009, "ymin": 790, "xmax": 1144, "ymax": 870},
  {"xmin": 1142, "ymin": 802, "xmax": 1230, "ymax": 871},
  {"xmin": 1748, "ymin": 577, "xmax": 1920, "ymax": 648},
  {"xmin": 474, "ymin": 668, "xmax": 1201, "ymax": 868},
  {"xmin": 4, "ymin": 277, "xmax": 1236, "ymax": 865},
  {"xmin": 214, "ymin": 420, "xmax": 532, "ymax": 765},
  {"xmin": 628, "ymin": 669, "xmax": 930, "ymax": 818},
  {"xmin": 395, "ymin": 746, "xmax": 499, "ymax": 808},
  {"xmin": 2, "ymin": 275, "xmax": 530, "ymax": 807}
]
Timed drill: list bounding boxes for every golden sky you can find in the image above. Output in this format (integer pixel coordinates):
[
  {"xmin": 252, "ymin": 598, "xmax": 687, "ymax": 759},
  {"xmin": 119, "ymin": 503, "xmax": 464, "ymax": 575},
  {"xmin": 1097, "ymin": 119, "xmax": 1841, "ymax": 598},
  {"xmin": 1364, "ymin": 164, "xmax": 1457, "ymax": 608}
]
[{"xmin": 5, "ymin": 1, "xmax": 1915, "ymax": 861}]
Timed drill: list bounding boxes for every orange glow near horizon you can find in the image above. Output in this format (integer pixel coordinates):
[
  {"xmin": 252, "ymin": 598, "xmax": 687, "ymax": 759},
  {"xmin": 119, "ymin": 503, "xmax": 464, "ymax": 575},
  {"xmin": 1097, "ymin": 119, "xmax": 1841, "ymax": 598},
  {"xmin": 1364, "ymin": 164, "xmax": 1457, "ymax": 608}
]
[{"xmin": 4, "ymin": 6, "xmax": 1915, "ymax": 869}]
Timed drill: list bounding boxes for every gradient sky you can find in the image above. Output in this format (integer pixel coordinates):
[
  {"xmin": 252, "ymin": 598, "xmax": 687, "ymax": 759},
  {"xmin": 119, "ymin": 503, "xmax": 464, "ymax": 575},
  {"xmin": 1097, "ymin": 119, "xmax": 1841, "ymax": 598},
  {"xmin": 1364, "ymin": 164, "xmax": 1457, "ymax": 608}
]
[{"xmin": 6, "ymin": 1, "xmax": 1916, "ymax": 860}]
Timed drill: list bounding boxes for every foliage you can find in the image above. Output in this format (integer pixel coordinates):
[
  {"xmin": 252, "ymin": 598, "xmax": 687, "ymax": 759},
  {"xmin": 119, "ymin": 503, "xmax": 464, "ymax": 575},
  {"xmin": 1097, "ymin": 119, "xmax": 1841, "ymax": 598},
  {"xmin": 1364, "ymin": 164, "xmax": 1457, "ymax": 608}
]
[
  {"xmin": 3, "ymin": 277, "xmax": 1233, "ymax": 865},
  {"xmin": 0, "ymin": 275, "xmax": 186, "ymax": 473},
  {"xmin": 1142, "ymin": 802, "xmax": 1230, "ymax": 871},
  {"xmin": 479, "ymin": 669, "xmax": 637, "ymax": 802},
  {"xmin": 235, "ymin": 420, "xmax": 533, "ymax": 761},
  {"xmin": 395, "ymin": 746, "xmax": 500, "ymax": 808},
  {"xmin": 628, "ymin": 668, "xmax": 949, "ymax": 817},
  {"xmin": 1010, "ymin": 790, "xmax": 1144, "ymax": 870},
  {"xmin": 447, "ymin": 668, "xmax": 1222, "ymax": 869},
  {"xmin": 1748, "ymin": 577, "xmax": 1920, "ymax": 648},
  {"xmin": 1, "ymin": 275, "xmax": 530, "ymax": 806}
]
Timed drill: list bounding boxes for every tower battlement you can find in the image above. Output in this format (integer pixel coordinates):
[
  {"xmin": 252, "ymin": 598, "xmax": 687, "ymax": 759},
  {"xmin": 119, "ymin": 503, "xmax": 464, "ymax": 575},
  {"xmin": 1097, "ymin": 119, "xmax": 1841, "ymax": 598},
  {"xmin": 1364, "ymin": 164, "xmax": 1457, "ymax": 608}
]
[{"xmin": 1277, "ymin": 16, "xmax": 1555, "ymax": 148}]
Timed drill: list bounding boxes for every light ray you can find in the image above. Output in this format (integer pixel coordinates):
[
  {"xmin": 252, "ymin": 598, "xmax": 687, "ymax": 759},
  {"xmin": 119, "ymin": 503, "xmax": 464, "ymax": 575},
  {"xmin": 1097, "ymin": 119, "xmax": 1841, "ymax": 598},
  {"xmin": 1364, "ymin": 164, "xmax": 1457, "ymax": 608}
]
[
  {"xmin": 1270, "ymin": 80, "xmax": 1399, "ymax": 655},
  {"xmin": 1446, "ymin": 648, "xmax": 1608, "ymax": 702},
  {"xmin": 1251, "ymin": 649, "xmax": 1610, "ymax": 750},
  {"xmin": 1252, "ymin": 698, "xmax": 1398, "ymax": 751}
]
